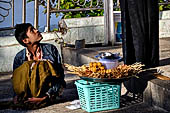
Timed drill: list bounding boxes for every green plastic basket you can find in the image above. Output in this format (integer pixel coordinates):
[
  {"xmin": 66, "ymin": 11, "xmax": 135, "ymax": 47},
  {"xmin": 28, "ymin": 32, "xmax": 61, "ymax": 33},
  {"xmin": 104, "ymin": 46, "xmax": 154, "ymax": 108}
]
[{"xmin": 75, "ymin": 80, "xmax": 121, "ymax": 112}]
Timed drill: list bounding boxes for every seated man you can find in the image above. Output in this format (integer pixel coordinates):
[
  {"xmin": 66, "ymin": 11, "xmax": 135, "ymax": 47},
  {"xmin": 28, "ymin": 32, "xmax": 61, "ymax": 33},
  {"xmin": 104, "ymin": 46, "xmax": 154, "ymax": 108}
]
[{"xmin": 12, "ymin": 23, "xmax": 66, "ymax": 107}]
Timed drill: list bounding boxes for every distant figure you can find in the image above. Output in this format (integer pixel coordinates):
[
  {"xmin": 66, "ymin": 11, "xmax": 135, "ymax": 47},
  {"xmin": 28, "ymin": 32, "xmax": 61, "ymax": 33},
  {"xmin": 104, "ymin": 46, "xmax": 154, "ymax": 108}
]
[
  {"xmin": 120, "ymin": 0, "xmax": 159, "ymax": 95},
  {"xmin": 58, "ymin": 20, "xmax": 68, "ymax": 35},
  {"xmin": 12, "ymin": 23, "xmax": 66, "ymax": 109}
]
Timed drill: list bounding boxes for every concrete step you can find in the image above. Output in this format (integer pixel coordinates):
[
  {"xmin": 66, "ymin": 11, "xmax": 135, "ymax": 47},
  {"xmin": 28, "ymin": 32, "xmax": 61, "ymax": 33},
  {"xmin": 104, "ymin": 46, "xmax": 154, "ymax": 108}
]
[{"xmin": 144, "ymin": 78, "xmax": 170, "ymax": 112}]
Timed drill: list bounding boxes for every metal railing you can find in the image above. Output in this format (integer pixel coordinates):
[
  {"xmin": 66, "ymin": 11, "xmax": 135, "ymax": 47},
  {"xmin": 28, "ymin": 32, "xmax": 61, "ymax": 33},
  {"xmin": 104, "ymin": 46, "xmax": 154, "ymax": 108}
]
[
  {"xmin": 46, "ymin": 0, "xmax": 104, "ymax": 32},
  {"xmin": 0, "ymin": 0, "xmax": 13, "ymax": 29},
  {"xmin": 159, "ymin": 2, "xmax": 170, "ymax": 5},
  {"xmin": 0, "ymin": 0, "xmax": 105, "ymax": 31},
  {"xmin": 0, "ymin": 0, "xmax": 12, "ymax": 23},
  {"xmin": 0, "ymin": 0, "xmax": 38, "ymax": 31},
  {"xmin": 1, "ymin": 0, "xmax": 170, "ymax": 32},
  {"xmin": 0, "ymin": 0, "xmax": 117, "ymax": 32}
]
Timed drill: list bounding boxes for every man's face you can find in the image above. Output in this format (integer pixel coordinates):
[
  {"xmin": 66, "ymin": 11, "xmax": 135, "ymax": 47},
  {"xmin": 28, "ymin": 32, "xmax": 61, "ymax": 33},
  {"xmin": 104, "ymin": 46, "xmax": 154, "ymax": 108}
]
[{"xmin": 25, "ymin": 26, "xmax": 43, "ymax": 45}]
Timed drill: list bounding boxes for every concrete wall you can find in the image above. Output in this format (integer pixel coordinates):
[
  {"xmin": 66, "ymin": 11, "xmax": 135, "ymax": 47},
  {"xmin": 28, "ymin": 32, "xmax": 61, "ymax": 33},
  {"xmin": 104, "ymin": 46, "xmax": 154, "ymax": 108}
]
[
  {"xmin": 0, "ymin": 32, "xmax": 61, "ymax": 72},
  {"xmin": 62, "ymin": 47, "xmax": 98, "ymax": 66},
  {"xmin": 57, "ymin": 11, "xmax": 121, "ymax": 45},
  {"xmin": 159, "ymin": 10, "xmax": 170, "ymax": 38},
  {"xmin": 58, "ymin": 10, "xmax": 170, "ymax": 43}
]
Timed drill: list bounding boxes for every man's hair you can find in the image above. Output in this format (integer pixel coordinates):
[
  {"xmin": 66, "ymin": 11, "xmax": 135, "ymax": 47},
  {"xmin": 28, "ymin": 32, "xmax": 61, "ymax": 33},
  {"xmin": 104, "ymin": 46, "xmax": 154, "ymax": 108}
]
[{"xmin": 15, "ymin": 23, "xmax": 32, "ymax": 47}]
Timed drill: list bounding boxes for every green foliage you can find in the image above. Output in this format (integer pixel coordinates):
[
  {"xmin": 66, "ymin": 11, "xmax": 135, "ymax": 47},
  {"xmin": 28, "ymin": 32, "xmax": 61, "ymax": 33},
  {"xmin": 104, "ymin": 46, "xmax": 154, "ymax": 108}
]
[
  {"xmin": 27, "ymin": 0, "xmax": 170, "ymax": 19},
  {"xmin": 159, "ymin": 0, "xmax": 170, "ymax": 11},
  {"xmin": 27, "ymin": 0, "xmax": 33, "ymax": 3},
  {"xmin": 52, "ymin": 28, "xmax": 59, "ymax": 32},
  {"xmin": 57, "ymin": 0, "xmax": 104, "ymax": 19},
  {"xmin": 27, "ymin": 0, "xmax": 104, "ymax": 19}
]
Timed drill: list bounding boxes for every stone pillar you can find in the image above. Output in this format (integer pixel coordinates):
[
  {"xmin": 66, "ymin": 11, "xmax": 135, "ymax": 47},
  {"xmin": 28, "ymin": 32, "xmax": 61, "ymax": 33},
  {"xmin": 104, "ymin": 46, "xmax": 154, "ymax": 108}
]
[
  {"xmin": 46, "ymin": 0, "xmax": 50, "ymax": 32},
  {"xmin": 104, "ymin": 0, "xmax": 115, "ymax": 45},
  {"xmin": 22, "ymin": 0, "xmax": 26, "ymax": 23},
  {"xmin": 34, "ymin": 0, "xmax": 39, "ymax": 29}
]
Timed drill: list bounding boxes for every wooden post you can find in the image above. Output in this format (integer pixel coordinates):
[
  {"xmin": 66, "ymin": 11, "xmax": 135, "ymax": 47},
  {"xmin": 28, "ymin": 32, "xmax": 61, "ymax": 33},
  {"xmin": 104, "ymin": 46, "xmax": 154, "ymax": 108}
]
[
  {"xmin": 22, "ymin": 0, "xmax": 26, "ymax": 23},
  {"xmin": 34, "ymin": 0, "xmax": 39, "ymax": 29},
  {"xmin": 104, "ymin": 0, "xmax": 115, "ymax": 45},
  {"xmin": 46, "ymin": 0, "xmax": 50, "ymax": 32},
  {"xmin": 12, "ymin": 0, "xmax": 14, "ymax": 27}
]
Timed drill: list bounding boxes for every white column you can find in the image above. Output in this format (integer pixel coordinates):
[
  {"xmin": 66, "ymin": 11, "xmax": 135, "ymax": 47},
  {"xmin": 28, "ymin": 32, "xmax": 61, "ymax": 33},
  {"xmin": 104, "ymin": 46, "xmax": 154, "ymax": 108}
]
[
  {"xmin": 46, "ymin": 0, "xmax": 50, "ymax": 32},
  {"xmin": 12, "ymin": 0, "xmax": 14, "ymax": 27},
  {"xmin": 104, "ymin": 0, "xmax": 115, "ymax": 45},
  {"xmin": 22, "ymin": 0, "xmax": 26, "ymax": 23},
  {"xmin": 34, "ymin": 0, "xmax": 39, "ymax": 29}
]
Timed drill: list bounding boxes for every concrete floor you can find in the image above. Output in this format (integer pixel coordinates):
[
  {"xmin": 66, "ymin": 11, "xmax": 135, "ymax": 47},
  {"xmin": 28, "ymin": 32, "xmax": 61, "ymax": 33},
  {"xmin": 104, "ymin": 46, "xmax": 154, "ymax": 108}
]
[{"xmin": 0, "ymin": 72, "xmax": 167, "ymax": 113}]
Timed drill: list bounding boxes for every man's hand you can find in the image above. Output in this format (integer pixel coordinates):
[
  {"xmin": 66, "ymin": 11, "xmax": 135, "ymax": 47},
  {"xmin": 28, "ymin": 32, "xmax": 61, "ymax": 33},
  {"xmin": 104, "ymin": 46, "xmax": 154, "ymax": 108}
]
[
  {"xmin": 24, "ymin": 96, "xmax": 47, "ymax": 103},
  {"xmin": 13, "ymin": 95, "xmax": 19, "ymax": 104}
]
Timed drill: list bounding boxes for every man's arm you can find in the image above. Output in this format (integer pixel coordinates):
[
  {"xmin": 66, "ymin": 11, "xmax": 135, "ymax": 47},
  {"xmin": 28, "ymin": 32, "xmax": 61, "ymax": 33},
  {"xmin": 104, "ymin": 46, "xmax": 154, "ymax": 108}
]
[
  {"xmin": 13, "ymin": 49, "xmax": 25, "ymax": 71},
  {"xmin": 13, "ymin": 56, "xmax": 22, "ymax": 71},
  {"xmin": 45, "ymin": 45, "xmax": 66, "ymax": 98},
  {"xmin": 51, "ymin": 45, "xmax": 66, "ymax": 86}
]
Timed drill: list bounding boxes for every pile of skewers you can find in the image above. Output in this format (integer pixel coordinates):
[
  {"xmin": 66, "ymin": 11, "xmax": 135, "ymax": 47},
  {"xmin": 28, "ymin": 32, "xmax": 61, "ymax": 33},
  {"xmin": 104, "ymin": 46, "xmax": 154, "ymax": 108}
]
[{"xmin": 64, "ymin": 62, "xmax": 145, "ymax": 79}]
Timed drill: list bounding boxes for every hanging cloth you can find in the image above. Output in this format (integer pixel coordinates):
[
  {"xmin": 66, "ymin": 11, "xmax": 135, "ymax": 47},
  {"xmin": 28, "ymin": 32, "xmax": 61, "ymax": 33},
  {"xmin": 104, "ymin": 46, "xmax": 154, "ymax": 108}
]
[
  {"xmin": 120, "ymin": 0, "xmax": 159, "ymax": 68},
  {"xmin": 119, "ymin": 0, "xmax": 159, "ymax": 94}
]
